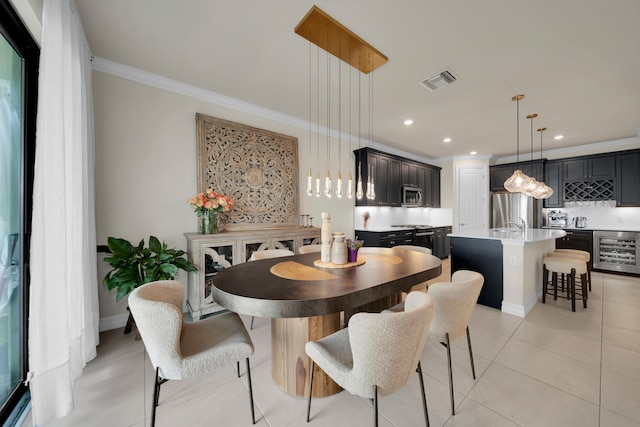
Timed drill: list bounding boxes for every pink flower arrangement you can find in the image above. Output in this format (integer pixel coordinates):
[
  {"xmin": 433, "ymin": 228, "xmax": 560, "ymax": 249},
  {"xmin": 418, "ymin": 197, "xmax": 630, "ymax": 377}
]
[{"xmin": 188, "ymin": 189, "xmax": 234, "ymax": 216}]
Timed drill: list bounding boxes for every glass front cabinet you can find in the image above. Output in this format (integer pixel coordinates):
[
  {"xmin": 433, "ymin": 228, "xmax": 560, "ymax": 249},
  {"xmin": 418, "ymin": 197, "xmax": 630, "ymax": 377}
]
[{"xmin": 185, "ymin": 228, "xmax": 320, "ymax": 320}]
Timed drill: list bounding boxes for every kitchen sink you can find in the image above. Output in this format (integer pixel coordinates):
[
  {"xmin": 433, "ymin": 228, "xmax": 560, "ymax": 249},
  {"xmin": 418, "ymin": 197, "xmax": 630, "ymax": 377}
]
[{"xmin": 490, "ymin": 228, "xmax": 522, "ymax": 233}]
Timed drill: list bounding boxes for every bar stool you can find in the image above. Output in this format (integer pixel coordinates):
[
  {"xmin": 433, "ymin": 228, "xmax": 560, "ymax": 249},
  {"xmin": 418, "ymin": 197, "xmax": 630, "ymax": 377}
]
[
  {"xmin": 542, "ymin": 256, "xmax": 588, "ymax": 312},
  {"xmin": 554, "ymin": 249, "xmax": 592, "ymax": 291},
  {"xmin": 547, "ymin": 250, "xmax": 590, "ymax": 296}
]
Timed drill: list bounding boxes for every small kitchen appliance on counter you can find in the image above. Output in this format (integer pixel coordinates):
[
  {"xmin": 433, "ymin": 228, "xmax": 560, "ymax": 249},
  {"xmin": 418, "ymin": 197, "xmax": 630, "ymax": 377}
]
[
  {"xmin": 575, "ymin": 216, "xmax": 588, "ymax": 228},
  {"xmin": 546, "ymin": 210, "xmax": 567, "ymax": 228}
]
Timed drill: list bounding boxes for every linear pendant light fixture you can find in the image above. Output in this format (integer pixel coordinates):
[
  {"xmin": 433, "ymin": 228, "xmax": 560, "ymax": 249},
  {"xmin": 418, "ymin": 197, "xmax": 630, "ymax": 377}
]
[
  {"xmin": 296, "ymin": 6, "xmax": 387, "ymax": 199},
  {"xmin": 504, "ymin": 94, "xmax": 531, "ymax": 193}
]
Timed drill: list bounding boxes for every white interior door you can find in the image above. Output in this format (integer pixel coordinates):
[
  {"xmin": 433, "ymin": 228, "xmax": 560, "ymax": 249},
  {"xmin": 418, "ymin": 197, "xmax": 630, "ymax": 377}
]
[{"xmin": 457, "ymin": 166, "xmax": 487, "ymax": 230}]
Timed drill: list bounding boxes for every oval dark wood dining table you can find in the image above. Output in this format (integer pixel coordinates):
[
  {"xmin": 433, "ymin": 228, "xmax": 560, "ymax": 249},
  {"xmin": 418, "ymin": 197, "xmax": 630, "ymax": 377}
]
[{"xmin": 212, "ymin": 247, "xmax": 442, "ymax": 397}]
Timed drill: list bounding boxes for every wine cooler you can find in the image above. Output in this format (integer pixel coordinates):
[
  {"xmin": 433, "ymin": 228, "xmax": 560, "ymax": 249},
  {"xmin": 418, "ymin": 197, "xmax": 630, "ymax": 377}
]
[{"xmin": 593, "ymin": 231, "xmax": 640, "ymax": 274}]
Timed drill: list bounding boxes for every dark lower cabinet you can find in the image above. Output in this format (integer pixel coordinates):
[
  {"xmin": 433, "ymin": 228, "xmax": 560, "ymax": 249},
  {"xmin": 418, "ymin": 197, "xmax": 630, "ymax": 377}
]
[
  {"xmin": 556, "ymin": 230, "xmax": 593, "ymax": 271},
  {"xmin": 356, "ymin": 229, "xmax": 415, "ymax": 248},
  {"xmin": 450, "ymin": 237, "xmax": 503, "ymax": 310},
  {"xmin": 433, "ymin": 226, "xmax": 452, "ymax": 259}
]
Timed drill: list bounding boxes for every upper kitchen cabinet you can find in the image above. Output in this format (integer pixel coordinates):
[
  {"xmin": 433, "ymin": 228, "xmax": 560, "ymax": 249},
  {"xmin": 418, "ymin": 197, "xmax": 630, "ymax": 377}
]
[
  {"xmin": 424, "ymin": 165, "xmax": 441, "ymax": 207},
  {"xmin": 543, "ymin": 160, "xmax": 563, "ymax": 208},
  {"xmin": 401, "ymin": 161, "xmax": 419, "ymax": 186},
  {"xmin": 354, "ymin": 148, "xmax": 440, "ymax": 207},
  {"xmin": 378, "ymin": 153, "xmax": 402, "ymax": 206},
  {"xmin": 615, "ymin": 151, "xmax": 640, "ymax": 207},
  {"xmin": 354, "ymin": 148, "xmax": 401, "ymax": 206},
  {"xmin": 402, "ymin": 161, "xmax": 441, "ymax": 207},
  {"xmin": 489, "ymin": 160, "xmax": 544, "ymax": 192},
  {"xmin": 489, "ymin": 165, "xmax": 515, "ymax": 192},
  {"xmin": 563, "ymin": 155, "xmax": 615, "ymax": 181},
  {"xmin": 563, "ymin": 154, "xmax": 616, "ymax": 202}
]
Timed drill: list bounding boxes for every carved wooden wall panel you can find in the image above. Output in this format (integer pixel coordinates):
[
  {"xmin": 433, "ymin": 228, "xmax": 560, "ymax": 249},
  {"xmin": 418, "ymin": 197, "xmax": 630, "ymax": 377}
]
[{"xmin": 196, "ymin": 114, "xmax": 299, "ymax": 231}]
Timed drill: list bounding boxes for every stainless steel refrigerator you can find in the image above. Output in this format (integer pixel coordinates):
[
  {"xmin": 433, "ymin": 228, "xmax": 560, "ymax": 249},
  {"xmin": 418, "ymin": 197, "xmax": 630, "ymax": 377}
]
[{"xmin": 491, "ymin": 192, "xmax": 542, "ymax": 229}]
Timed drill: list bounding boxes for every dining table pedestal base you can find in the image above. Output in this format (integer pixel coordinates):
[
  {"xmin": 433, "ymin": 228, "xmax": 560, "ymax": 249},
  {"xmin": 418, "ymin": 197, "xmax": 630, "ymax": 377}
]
[{"xmin": 271, "ymin": 314, "xmax": 342, "ymax": 397}]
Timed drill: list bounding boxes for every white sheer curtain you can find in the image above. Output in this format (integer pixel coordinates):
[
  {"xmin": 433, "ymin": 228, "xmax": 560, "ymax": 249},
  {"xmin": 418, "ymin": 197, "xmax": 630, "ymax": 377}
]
[{"xmin": 28, "ymin": 0, "xmax": 99, "ymax": 424}]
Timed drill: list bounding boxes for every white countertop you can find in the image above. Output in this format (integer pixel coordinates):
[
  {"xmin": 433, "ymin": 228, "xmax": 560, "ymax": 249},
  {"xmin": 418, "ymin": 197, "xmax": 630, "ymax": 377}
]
[
  {"xmin": 448, "ymin": 228, "xmax": 566, "ymax": 244},
  {"xmin": 543, "ymin": 226, "xmax": 640, "ymax": 232}
]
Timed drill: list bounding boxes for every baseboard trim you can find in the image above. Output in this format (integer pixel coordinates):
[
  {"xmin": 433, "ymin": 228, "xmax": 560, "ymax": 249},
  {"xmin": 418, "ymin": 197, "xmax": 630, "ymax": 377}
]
[
  {"xmin": 501, "ymin": 291, "xmax": 541, "ymax": 318},
  {"xmin": 99, "ymin": 313, "xmax": 129, "ymax": 332},
  {"xmin": 501, "ymin": 301, "xmax": 525, "ymax": 318}
]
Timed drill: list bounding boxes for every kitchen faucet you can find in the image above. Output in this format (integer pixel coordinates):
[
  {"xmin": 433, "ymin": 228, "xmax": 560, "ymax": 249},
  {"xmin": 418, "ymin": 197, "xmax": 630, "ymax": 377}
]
[{"xmin": 507, "ymin": 217, "xmax": 527, "ymax": 231}]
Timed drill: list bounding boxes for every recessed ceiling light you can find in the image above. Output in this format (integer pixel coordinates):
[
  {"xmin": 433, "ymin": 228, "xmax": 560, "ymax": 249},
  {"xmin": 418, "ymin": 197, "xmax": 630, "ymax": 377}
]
[
  {"xmin": 554, "ymin": 135, "xmax": 564, "ymax": 140},
  {"xmin": 470, "ymin": 151, "xmax": 477, "ymax": 155},
  {"xmin": 403, "ymin": 119, "xmax": 413, "ymax": 126},
  {"xmin": 443, "ymin": 138, "xmax": 452, "ymax": 143}
]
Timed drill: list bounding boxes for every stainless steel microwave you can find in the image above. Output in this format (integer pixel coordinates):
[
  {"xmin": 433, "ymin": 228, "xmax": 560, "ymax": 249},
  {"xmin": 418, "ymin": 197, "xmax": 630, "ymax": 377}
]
[{"xmin": 402, "ymin": 185, "xmax": 422, "ymax": 207}]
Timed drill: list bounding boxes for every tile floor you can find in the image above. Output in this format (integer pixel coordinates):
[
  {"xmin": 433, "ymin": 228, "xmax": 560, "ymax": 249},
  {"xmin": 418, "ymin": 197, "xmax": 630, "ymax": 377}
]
[{"xmin": 26, "ymin": 263, "xmax": 640, "ymax": 427}]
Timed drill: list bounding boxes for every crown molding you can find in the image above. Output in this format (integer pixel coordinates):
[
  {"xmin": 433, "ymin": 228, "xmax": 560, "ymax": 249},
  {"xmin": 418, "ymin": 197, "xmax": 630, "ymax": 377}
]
[
  {"xmin": 91, "ymin": 56, "xmax": 311, "ymax": 131},
  {"xmin": 494, "ymin": 136, "xmax": 640, "ymax": 165},
  {"xmin": 92, "ymin": 57, "xmax": 638, "ymax": 166}
]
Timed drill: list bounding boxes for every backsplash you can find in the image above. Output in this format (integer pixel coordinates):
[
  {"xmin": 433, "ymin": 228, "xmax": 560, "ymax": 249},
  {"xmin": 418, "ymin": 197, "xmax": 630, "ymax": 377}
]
[
  {"xmin": 546, "ymin": 201, "xmax": 640, "ymax": 231},
  {"xmin": 354, "ymin": 206, "xmax": 453, "ymax": 229}
]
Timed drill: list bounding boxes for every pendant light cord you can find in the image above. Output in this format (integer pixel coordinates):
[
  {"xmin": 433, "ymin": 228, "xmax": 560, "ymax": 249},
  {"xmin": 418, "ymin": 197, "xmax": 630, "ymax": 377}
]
[
  {"xmin": 308, "ymin": 38, "xmax": 312, "ymax": 170},
  {"xmin": 338, "ymin": 40, "xmax": 342, "ymax": 173},
  {"xmin": 326, "ymin": 36, "xmax": 330, "ymax": 171},
  {"xmin": 316, "ymin": 44, "xmax": 320, "ymax": 173},
  {"xmin": 516, "ymin": 96, "xmax": 520, "ymax": 166}
]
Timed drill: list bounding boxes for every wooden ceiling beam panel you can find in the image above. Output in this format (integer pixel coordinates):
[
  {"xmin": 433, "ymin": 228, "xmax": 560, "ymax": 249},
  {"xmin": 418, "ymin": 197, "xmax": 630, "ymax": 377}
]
[{"xmin": 295, "ymin": 5, "xmax": 387, "ymax": 74}]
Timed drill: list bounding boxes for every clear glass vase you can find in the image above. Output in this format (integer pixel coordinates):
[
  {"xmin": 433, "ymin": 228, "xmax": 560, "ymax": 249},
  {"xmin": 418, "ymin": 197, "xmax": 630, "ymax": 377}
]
[{"xmin": 200, "ymin": 211, "xmax": 222, "ymax": 234}]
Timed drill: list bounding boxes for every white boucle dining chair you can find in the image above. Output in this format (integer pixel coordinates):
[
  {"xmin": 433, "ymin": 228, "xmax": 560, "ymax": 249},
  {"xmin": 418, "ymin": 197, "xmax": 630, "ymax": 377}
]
[
  {"xmin": 247, "ymin": 248, "xmax": 295, "ymax": 329},
  {"xmin": 298, "ymin": 244, "xmax": 321, "ymax": 254},
  {"xmin": 248, "ymin": 248, "xmax": 295, "ymax": 261},
  {"xmin": 393, "ymin": 244, "xmax": 433, "ymax": 255},
  {"xmin": 128, "ymin": 280, "xmax": 256, "ymax": 427},
  {"xmin": 394, "ymin": 245, "xmax": 434, "ymax": 292},
  {"xmin": 305, "ymin": 291, "xmax": 436, "ymax": 427},
  {"xmin": 424, "ymin": 270, "xmax": 483, "ymax": 415},
  {"xmin": 384, "ymin": 269, "xmax": 483, "ymax": 415}
]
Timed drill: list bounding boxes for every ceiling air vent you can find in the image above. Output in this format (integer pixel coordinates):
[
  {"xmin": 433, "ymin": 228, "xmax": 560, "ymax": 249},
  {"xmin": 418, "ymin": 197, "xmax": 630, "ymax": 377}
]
[{"xmin": 419, "ymin": 68, "xmax": 459, "ymax": 92}]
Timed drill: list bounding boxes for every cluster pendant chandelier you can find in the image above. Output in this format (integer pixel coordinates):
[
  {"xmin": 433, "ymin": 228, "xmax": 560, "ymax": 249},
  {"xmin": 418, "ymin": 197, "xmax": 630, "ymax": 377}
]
[
  {"xmin": 503, "ymin": 94, "xmax": 553, "ymax": 199},
  {"xmin": 296, "ymin": 6, "xmax": 387, "ymax": 200}
]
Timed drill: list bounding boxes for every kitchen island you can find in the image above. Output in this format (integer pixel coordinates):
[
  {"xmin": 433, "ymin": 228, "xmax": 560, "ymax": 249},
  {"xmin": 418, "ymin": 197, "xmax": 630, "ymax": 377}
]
[{"xmin": 449, "ymin": 228, "xmax": 566, "ymax": 317}]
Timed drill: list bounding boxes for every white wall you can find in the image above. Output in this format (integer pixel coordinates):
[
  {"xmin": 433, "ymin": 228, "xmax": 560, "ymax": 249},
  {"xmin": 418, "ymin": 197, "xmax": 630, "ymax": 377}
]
[{"xmin": 92, "ymin": 70, "xmax": 359, "ymax": 326}]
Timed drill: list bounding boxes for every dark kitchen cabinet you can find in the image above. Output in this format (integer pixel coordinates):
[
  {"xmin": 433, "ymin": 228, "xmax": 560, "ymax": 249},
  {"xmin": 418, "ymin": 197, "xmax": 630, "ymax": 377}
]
[
  {"xmin": 563, "ymin": 155, "xmax": 615, "ymax": 181},
  {"xmin": 433, "ymin": 226, "xmax": 452, "ymax": 259},
  {"xmin": 354, "ymin": 149, "xmax": 401, "ymax": 207},
  {"xmin": 402, "ymin": 160, "xmax": 440, "ymax": 207},
  {"xmin": 615, "ymin": 152, "xmax": 640, "ymax": 207},
  {"xmin": 451, "ymin": 237, "xmax": 503, "ymax": 309},
  {"xmin": 489, "ymin": 160, "xmax": 544, "ymax": 192},
  {"xmin": 556, "ymin": 229, "xmax": 593, "ymax": 271},
  {"xmin": 543, "ymin": 160, "xmax": 563, "ymax": 208},
  {"xmin": 354, "ymin": 148, "xmax": 439, "ymax": 207},
  {"xmin": 382, "ymin": 154, "xmax": 402, "ymax": 206},
  {"xmin": 356, "ymin": 229, "xmax": 415, "ymax": 248},
  {"xmin": 401, "ymin": 161, "xmax": 419, "ymax": 186},
  {"xmin": 424, "ymin": 166, "xmax": 441, "ymax": 207},
  {"xmin": 489, "ymin": 165, "xmax": 515, "ymax": 192}
]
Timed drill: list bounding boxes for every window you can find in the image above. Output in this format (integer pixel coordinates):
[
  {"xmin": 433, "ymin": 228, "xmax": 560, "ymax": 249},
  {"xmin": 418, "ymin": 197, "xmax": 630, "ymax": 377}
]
[{"xmin": 0, "ymin": 0, "xmax": 38, "ymax": 423}]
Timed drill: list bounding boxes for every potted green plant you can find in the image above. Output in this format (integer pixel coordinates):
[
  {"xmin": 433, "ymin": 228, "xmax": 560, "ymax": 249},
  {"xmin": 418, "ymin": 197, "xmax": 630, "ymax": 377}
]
[{"xmin": 103, "ymin": 236, "xmax": 197, "ymax": 332}]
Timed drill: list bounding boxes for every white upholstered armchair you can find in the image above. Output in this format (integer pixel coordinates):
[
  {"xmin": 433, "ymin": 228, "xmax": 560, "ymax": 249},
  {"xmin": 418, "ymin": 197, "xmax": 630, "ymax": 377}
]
[
  {"xmin": 128, "ymin": 280, "xmax": 256, "ymax": 426},
  {"xmin": 305, "ymin": 291, "xmax": 436, "ymax": 426}
]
